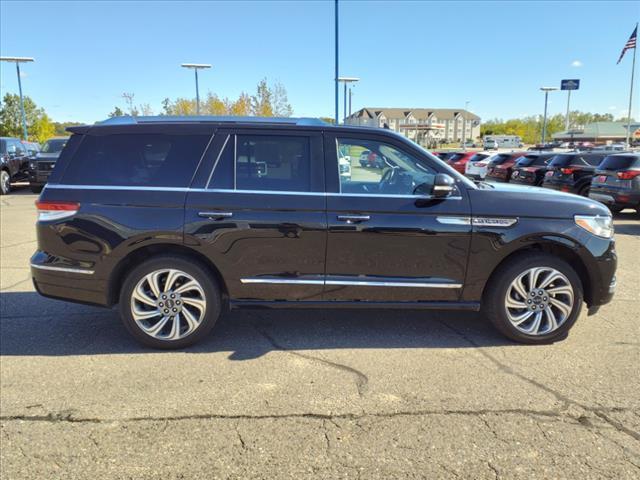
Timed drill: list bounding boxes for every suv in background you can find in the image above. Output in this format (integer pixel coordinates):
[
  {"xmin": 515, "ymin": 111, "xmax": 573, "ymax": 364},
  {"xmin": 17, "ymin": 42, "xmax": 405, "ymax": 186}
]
[
  {"xmin": 589, "ymin": 153, "xmax": 640, "ymax": 213},
  {"xmin": 510, "ymin": 153, "xmax": 556, "ymax": 186},
  {"xmin": 28, "ymin": 137, "xmax": 69, "ymax": 193},
  {"xmin": 22, "ymin": 141, "xmax": 41, "ymax": 156},
  {"xmin": 464, "ymin": 152, "xmax": 495, "ymax": 180},
  {"xmin": 0, "ymin": 137, "xmax": 30, "ymax": 195},
  {"xmin": 446, "ymin": 151, "xmax": 476, "ymax": 174},
  {"xmin": 483, "ymin": 139, "xmax": 498, "ymax": 150},
  {"xmin": 32, "ymin": 116, "xmax": 616, "ymax": 348},
  {"xmin": 484, "ymin": 152, "xmax": 526, "ymax": 182},
  {"xmin": 542, "ymin": 152, "xmax": 609, "ymax": 196}
]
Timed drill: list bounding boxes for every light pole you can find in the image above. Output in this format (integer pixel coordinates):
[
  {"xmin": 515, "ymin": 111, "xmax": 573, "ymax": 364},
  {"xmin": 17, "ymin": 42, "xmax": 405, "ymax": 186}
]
[
  {"xmin": 0, "ymin": 56, "xmax": 34, "ymax": 140},
  {"xmin": 338, "ymin": 77, "xmax": 359, "ymax": 124},
  {"xmin": 348, "ymin": 85, "xmax": 355, "ymax": 117},
  {"xmin": 181, "ymin": 63, "xmax": 211, "ymax": 115},
  {"xmin": 540, "ymin": 87, "xmax": 558, "ymax": 145}
]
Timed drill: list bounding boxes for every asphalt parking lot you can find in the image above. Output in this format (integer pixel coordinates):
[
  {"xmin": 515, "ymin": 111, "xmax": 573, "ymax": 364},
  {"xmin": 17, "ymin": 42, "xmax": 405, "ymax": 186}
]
[{"xmin": 1, "ymin": 190, "xmax": 639, "ymax": 479}]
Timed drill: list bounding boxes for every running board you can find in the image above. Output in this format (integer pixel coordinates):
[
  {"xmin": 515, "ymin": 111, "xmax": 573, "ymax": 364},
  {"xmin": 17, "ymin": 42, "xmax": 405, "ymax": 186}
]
[{"xmin": 230, "ymin": 300, "xmax": 481, "ymax": 311}]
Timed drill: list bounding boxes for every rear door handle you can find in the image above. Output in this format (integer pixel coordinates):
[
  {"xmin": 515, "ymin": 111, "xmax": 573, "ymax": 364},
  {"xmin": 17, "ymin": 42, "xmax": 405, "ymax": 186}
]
[
  {"xmin": 337, "ymin": 214, "xmax": 370, "ymax": 224},
  {"xmin": 198, "ymin": 211, "xmax": 233, "ymax": 220}
]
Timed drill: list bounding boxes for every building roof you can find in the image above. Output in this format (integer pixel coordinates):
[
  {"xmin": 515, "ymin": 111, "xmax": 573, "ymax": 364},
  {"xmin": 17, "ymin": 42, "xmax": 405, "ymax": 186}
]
[
  {"xmin": 349, "ymin": 107, "xmax": 480, "ymax": 121},
  {"xmin": 553, "ymin": 122, "xmax": 630, "ymax": 140}
]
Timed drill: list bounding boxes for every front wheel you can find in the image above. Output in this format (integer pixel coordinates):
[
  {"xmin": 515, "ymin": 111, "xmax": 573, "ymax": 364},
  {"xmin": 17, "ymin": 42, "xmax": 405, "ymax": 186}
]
[
  {"xmin": 30, "ymin": 184, "xmax": 43, "ymax": 194},
  {"xmin": 483, "ymin": 253, "xmax": 583, "ymax": 344},
  {"xmin": 119, "ymin": 256, "xmax": 221, "ymax": 349},
  {"xmin": 0, "ymin": 170, "xmax": 10, "ymax": 195}
]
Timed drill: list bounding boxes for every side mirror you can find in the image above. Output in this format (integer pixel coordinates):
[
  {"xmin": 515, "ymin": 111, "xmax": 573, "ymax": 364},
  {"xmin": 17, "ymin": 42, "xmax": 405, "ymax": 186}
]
[{"xmin": 432, "ymin": 173, "xmax": 455, "ymax": 198}]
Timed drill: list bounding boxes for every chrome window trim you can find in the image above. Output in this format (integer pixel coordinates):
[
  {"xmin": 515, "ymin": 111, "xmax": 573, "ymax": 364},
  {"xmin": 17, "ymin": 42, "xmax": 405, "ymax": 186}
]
[
  {"xmin": 241, "ymin": 277, "xmax": 462, "ymax": 288},
  {"xmin": 205, "ymin": 133, "xmax": 230, "ymax": 188},
  {"xmin": 31, "ymin": 263, "xmax": 95, "ymax": 275}
]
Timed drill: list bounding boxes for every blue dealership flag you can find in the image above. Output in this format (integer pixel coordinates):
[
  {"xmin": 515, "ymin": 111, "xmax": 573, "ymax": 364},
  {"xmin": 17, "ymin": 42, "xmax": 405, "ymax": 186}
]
[{"xmin": 617, "ymin": 25, "xmax": 637, "ymax": 64}]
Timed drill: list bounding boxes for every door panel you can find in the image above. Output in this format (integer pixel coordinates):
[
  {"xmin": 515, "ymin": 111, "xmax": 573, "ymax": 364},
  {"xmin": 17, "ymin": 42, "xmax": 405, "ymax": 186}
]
[
  {"xmin": 324, "ymin": 134, "xmax": 472, "ymax": 302},
  {"xmin": 185, "ymin": 129, "xmax": 326, "ymax": 302}
]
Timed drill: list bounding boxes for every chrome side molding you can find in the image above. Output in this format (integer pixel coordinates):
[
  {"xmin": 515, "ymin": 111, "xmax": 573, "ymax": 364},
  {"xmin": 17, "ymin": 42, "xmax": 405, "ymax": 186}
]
[{"xmin": 31, "ymin": 264, "xmax": 95, "ymax": 275}]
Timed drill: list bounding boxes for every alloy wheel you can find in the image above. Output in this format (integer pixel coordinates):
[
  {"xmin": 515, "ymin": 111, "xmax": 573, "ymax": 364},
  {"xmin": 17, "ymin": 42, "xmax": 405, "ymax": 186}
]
[
  {"xmin": 504, "ymin": 267, "xmax": 574, "ymax": 336},
  {"xmin": 130, "ymin": 268, "xmax": 206, "ymax": 340}
]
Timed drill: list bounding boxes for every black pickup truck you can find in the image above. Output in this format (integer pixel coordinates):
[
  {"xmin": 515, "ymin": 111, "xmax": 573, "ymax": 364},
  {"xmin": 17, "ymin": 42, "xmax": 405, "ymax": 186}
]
[{"xmin": 0, "ymin": 137, "xmax": 31, "ymax": 195}]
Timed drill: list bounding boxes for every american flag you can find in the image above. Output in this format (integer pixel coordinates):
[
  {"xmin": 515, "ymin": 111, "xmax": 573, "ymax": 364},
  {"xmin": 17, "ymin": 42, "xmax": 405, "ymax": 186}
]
[{"xmin": 617, "ymin": 25, "xmax": 637, "ymax": 64}]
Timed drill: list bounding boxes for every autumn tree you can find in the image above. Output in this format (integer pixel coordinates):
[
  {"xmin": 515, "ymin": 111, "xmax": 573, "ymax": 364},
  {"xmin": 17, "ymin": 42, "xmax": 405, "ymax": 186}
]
[{"xmin": 0, "ymin": 93, "xmax": 55, "ymax": 142}]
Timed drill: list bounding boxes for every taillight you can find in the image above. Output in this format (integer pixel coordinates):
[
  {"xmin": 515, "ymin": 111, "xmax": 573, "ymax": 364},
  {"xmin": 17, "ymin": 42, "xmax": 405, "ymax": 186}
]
[
  {"xmin": 617, "ymin": 170, "xmax": 640, "ymax": 180},
  {"xmin": 35, "ymin": 201, "xmax": 80, "ymax": 221},
  {"xmin": 545, "ymin": 171, "xmax": 554, "ymax": 177},
  {"xmin": 561, "ymin": 167, "xmax": 577, "ymax": 175},
  {"xmin": 523, "ymin": 167, "xmax": 537, "ymax": 172}
]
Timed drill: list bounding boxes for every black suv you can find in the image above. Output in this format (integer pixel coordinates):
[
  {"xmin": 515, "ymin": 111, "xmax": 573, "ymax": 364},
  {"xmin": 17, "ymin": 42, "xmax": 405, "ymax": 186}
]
[
  {"xmin": 28, "ymin": 137, "xmax": 69, "ymax": 193},
  {"xmin": 1, "ymin": 136, "xmax": 31, "ymax": 195},
  {"xmin": 32, "ymin": 117, "xmax": 617, "ymax": 348},
  {"xmin": 510, "ymin": 153, "xmax": 557, "ymax": 186},
  {"xmin": 542, "ymin": 152, "xmax": 609, "ymax": 196},
  {"xmin": 589, "ymin": 153, "xmax": 640, "ymax": 213}
]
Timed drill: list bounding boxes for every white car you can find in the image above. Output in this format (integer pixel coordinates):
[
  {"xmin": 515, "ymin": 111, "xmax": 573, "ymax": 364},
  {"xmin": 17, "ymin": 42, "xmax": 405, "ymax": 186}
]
[
  {"xmin": 339, "ymin": 155, "xmax": 351, "ymax": 180},
  {"xmin": 484, "ymin": 139, "xmax": 499, "ymax": 151},
  {"xmin": 465, "ymin": 152, "xmax": 497, "ymax": 180}
]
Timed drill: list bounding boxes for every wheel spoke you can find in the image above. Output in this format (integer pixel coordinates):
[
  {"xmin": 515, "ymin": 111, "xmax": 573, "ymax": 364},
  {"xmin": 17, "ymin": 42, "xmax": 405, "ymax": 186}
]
[
  {"xmin": 167, "ymin": 314, "xmax": 181, "ymax": 340},
  {"xmin": 549, "ymin": 297, "xmax": 572, "ymax": 319},
  {"xmin": 506, "ymin": 295, "xmax": 526, "ymax": 309},
  {"xmin": 164, "ymin": 269, "xmax": 182, "ymax": 292},
  {"xmin": 143, "ymin": 315, "xmax": 171, "ymax": 336},
  {"xmin": 133, "ymin": 283, "xmax": 157, "ymax": 307},
  {"xmin": 544, "ymin": 306, "xmax": 558, "ymax": 332},
  {"xmin": 132, "ymin": 306, "xmax": 161, "ymax": 321},
  {"xmin": 182, "ymin": 296, "xmax": 206, "ymax": 312},
  {"xmin": 181, "ymin": 307, "xmax": 200, "ymax": 332},
  {"xmin": 175, "ymin": 280, "xmax": 204, "ymax": 296},
  {"xmin": 547, "ymin": 285, "xmax": 573, "ymax": 297},
  {"xmin": 522, "ymin": 311, "xmax": 543, "ymax": 334},
  {"xmin": 538, "ymin": 272, "xmax": 562, "ymax": 290},
  {"xmin": 147, "ymin": 271, "xmax": 163, "ymax": 299},
  {"xmin": 510, "ymin": 309, "xmax": 535, "ymax": 325},
  {"xmin": 512, "ymin": 275, "xmax": 529, "ymax": 300}
]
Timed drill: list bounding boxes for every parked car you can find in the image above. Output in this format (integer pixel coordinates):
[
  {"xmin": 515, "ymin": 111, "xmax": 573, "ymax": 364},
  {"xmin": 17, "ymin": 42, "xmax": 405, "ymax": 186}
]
[
  {"xmin": 483, "ymin": 139, "xmax": 499, "ymax": 150},
  {"xmin": 0, "ymin": 136, "xmax": 30, "ymax": 195},
  {"xmin": 510, "ymin": 153, "xmax": 557, "ymax": 186},
  {"xmin": 358, "ymin": 149, "xmax": 385, "ymax": 168},
  {"xmin": 338, "ymin": 154, "xmax": 351, "ymax": 181},
  {"xmin": 542, "ymin": 152, "xmax": 608, "ymax": 196},
  {"xmin": 28, "ymin": 137, "xmax": 70, "ymax": 193},
  {"xmin": 32, "ymin": 116, "xmax": 617, "ymax": 348},
  {"xmin": 434, "ymin": 151, "xmax": 455, "ymax": 161},
  {"xmin": 446, "ymin": 151, "xmax": 476, "ymax": 175},
  {"xmin": 589, "ymin": 153, "xmax": 640, "ymax": 213},
  {"xmin": 484, "ymin": 152, "xmax": 527, "ymax": 182},
  {"xmin": 464, "ymin": 152, "xmax": 495, "ymax": 180}
]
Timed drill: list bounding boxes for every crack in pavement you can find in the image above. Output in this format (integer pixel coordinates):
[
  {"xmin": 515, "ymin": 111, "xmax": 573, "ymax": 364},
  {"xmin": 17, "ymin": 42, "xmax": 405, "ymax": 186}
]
[
  {"xmin": 0, "ymin": 277, "xmax": 31, "ymax": 292},
  {"xmin": 1, "ymin": 240, "xmax": 36, "ymax": 249},
  {"xmin": 249, "ymin": 315, "xmax": 369, "ymax": 397},
  {"xmin": 437, "ymin": 319, "xmax": 640, "ymax": 443}
]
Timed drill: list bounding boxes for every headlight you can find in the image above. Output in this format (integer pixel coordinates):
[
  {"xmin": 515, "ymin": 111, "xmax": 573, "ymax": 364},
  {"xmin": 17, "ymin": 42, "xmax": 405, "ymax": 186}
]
[{"xmin": 575, "ymin": 215, "xmax": 614, "ymax": 238}]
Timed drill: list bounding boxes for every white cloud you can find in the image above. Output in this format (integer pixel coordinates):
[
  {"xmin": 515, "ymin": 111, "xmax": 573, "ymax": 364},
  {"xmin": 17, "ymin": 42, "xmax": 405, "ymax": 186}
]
[{"xmin": 571, "ymin": 60, "xmax": 583, "ymax": 68}]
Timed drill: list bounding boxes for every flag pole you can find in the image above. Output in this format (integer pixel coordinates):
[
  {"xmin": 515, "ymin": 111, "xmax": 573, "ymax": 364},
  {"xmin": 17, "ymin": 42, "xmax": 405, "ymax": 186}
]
[{"xmin": 625, "ymin": 23, "xmax": 637, "ymax": 147}]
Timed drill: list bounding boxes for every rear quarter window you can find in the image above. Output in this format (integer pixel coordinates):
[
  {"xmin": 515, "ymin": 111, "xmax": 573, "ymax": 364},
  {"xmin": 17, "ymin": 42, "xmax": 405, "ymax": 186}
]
[
  {"xmin": 61, "ymin": 133, "xmax": 210, "ymax": 187},
  {"xmin": 598, "ymin": 155, "xmax": 640, "ymax": 171}
]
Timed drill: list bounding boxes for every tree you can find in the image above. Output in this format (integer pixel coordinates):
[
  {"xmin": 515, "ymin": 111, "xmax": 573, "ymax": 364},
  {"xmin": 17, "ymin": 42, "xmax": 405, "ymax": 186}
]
[
  {"xmin": 108, "ymin": 106, "xmax": 125, "ymax": 118},
  {"xmin": 0, "ymin": 93, "xmax": 56, "ymax": 142},
  {"xmin": 31, "ymin": 113, "xmax": 55, "ymax": 143},
  {"xmin": 251, "ymin": 79, "xmax": 274, "ymax": 117},
  {"xmin": 271, "ymin": 81, "xmax": 293, "ymax": 117}
]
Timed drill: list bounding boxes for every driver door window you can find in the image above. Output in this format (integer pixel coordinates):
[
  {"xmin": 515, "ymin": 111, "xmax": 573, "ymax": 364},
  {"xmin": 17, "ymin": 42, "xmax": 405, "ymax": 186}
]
[{"xmin": 336, "ymin": 138, "xmax": 436, "ymax": 196}]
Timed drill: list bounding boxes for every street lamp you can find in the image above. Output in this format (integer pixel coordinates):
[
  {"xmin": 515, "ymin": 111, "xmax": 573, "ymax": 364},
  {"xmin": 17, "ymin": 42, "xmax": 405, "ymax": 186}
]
[
  {"xmin": 540, "ymin": 87, "xmax": 558, "ymax": 145},
  {"xmin": 181, "ymin": 63, "xmax": 211, "ymax": 115},
  {"xmin": 338, "ymin": 77, "xmax": 359, "ymax": 124},
  {"xmin": 0, "ymin": 56, "xmax": 35, "ymax": 140}
]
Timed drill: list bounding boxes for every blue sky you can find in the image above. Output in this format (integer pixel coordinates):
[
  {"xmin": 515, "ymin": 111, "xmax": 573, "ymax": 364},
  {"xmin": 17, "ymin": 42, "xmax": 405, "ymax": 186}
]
[{"xmin": 1, "ymin": 0, "xmax": 638, "ymax": 123}]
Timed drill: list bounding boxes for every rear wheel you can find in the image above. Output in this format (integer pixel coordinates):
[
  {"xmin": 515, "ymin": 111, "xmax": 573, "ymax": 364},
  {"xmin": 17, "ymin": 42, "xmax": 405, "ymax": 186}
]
[
  {"xmin": 0, "ymin": 170, "xmax": 10, "ymax": 195},
  {"xmin": 483, "ymin": 253, "xmax": 583, "ymax": 344},
  {"xmin": 30, "ymin": 184, "xmax": 43, "ymax": 194},
  {"xmin": 119, "ymin": 256, "xmax": 221, "ymax": 349},
  {"xmin": 578, "ymin": 184, "xmax": 590, "ymax": 197}
]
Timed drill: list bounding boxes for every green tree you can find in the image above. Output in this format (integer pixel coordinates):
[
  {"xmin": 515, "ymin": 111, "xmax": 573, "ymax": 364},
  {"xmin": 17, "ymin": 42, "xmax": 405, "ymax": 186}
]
[
  {"xmin": 0, "ymin": 93, "xmax": 57, "ymax": 142},
  {"xmin": 251, "ymin": 79, "xmax": 274, "ymax": 117},
  {"xmin": 31, "ymin": 113, "xmax": 55, "ymax": 143},
  {"xmin": 108, "ymin": 106, "xmax": 125, "ymax": 118}
]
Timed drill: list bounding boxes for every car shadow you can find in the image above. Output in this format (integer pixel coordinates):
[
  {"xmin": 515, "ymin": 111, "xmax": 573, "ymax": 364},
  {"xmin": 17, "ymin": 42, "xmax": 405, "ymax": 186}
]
[{"xmin": 0, "ymin": 292, "xmax": 514, "ymax": 358}]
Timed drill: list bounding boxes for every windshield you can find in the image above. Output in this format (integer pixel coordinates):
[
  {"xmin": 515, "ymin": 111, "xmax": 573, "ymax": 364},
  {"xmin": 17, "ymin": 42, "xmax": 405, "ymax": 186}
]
[
  {"xmin": 42, "ymin": 139, "xmax": 68, "ymax": 153},
  {"xmin": 598, "ymin": 154, "xmax": 640, "ymax": 171}
]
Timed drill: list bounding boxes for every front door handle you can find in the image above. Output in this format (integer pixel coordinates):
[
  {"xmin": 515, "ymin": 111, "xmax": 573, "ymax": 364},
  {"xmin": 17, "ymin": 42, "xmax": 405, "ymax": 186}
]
[
  {"xmin": 337, "ymin": 214, "xmax": 370, "ymax": 224},
  {"xmin": 198, "ymin": 211, "xmax": 233, "ymax": 220}
]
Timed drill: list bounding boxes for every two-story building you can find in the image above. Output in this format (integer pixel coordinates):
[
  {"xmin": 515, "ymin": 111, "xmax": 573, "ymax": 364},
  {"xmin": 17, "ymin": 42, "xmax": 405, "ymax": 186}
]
[{"xmin": 344, "ymin": 108, "xmax": 481, "ymax": 147}]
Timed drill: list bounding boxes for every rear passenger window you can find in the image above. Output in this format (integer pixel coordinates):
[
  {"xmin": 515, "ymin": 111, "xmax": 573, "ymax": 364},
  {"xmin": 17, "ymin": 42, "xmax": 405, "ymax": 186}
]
[
  {"xmin": 61, "ymin": 134, "xmax": 210, "ymax": 187},
  {"xmin": 235, "ymin": 135, "xmax": 310, "ymax": 192}
]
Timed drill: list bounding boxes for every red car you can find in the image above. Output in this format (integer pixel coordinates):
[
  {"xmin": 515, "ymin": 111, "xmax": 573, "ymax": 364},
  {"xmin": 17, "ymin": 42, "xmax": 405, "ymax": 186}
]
[
  {"xmin": 445, "ymin": 151, "xmax": 476, "ymax": 174},
  {"xmin": 485, "ymin": 152, "xmax": 527, "ymax": 182}
]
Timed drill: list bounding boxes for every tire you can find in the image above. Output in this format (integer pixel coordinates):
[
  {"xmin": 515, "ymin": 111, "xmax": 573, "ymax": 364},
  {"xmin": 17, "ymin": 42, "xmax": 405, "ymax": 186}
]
[
  {"xmin": 482, "ymin": 253, "xmax": 583, "ymax": 344},
  {"xmin": 578, "ymin": 184, "xmax": 590, "ymax": 197},
  {"xmin": 119, "ymin": 255, "xmax": 221, "ymax": 349},
  {"xmin": 0, "ymin": 170, "xmax": 10, "ymax": 195},
  {"xmin": 30, "ymin": 184, "xmax": 43, "ymax": 194}
]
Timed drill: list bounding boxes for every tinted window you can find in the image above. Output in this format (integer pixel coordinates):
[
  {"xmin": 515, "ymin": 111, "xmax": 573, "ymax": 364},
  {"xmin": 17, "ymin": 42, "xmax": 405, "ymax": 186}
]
[
  {"xmin": 598, "ymin": 155, "xmax": 640, "ymax": 171},
  {"xmin": 548, "ymin": 154, "xmax": 587, "ymax": 167},
  {"xmin": 469, "ymin": 153, "xmax": 489, "ymax": 162},
  {"xmin": 449, "ymin": 153, "xmax": 466, "ymax": 162},
  {"xmin": 62, "ymin": 133, "xmax": 210, "ymax": 187},
  {"xmin": 584, "ymin": 154, "xmax": 607, "ymax": 166},
  {"xmin": 235, "ymin": 135, "xmax": 310, "ymax": 192},
  {"xmin": 516, "ymin": 155, "xmax": 550, "ymax": 167},
  {"xmin": 42, "ymin": 139, "xmax": 68, "ymax": 154},
  {"xmin": 208, "ymin": 135, "xmax": 234, "ymax": 189},
  {"xmin": 491, "ymin": 154, "xmax": 512, "ymax": 165}
]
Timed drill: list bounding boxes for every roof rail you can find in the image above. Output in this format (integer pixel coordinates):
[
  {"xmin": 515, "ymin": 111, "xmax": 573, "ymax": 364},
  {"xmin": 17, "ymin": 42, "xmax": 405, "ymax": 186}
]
[{"xmin": 97, "ymin": 116, "xmax": 329, "ymax": 126}]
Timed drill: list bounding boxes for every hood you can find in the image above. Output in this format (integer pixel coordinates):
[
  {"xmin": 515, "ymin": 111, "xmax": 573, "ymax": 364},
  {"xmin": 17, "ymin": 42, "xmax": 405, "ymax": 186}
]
[
  {"xmin": 35, "ymin": 152, "xmax": 60, "ymax": 160},
  {"xmin": 469, "ymin": 181, "xmax": 609, "ymax": 218}
]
